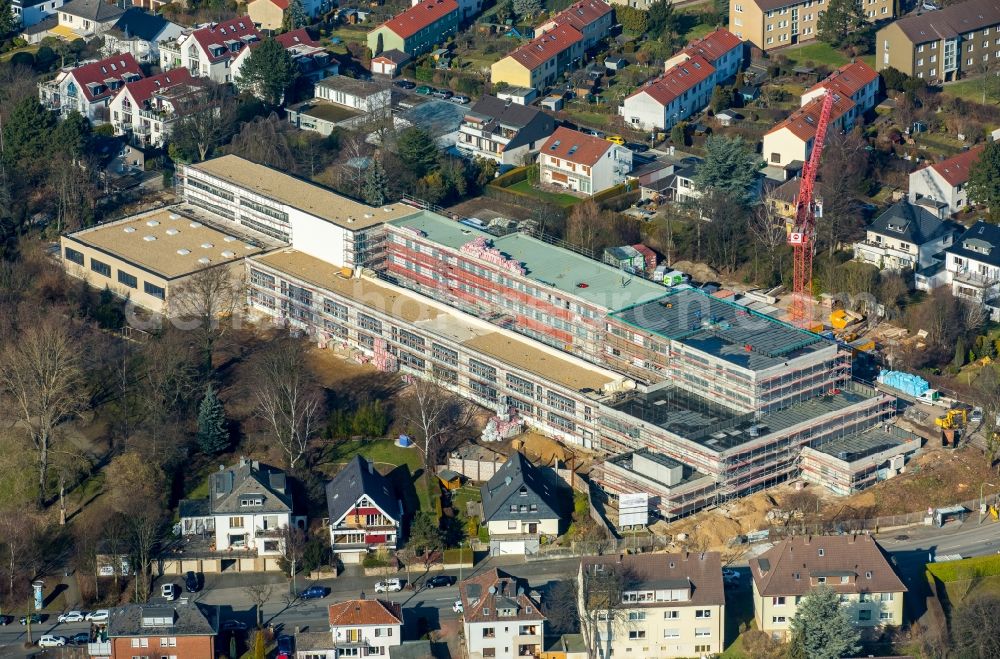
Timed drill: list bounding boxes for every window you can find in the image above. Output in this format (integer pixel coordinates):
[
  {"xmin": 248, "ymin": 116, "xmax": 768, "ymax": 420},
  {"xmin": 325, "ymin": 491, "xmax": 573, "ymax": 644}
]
[
  {"xmin": 880, "ymin": 611, "xmax": 894, "ymax": 620},
  {"xmin": 773, "ymin": 597, "xmax": 786, "ymax": 606},
  {"xmin": 91, "ymin": 258, "xmax": 111, "ymax": 277},
  {"xmin": 64, "ymin": 247, "xmax": 84, "ymax": 265},
  {"xmin": 772, "ymin": 616, "xmax": 787, "ymax": 623},
  {"xmin": 508, "ymin": 521, "xmax": 517, "ymax": 530},
  {"xmin": 664, "ymin": 629, "xmax": 679, "ymax": 638},
  {"xmin": 144, "ymin": 281, "xmax": 165, "ymax": 300},
  {"xmin": 358, "ymin": 313, "xmax": 381, "ymax": 334},
  {"xmin": 627, "ymin": 612, "xmax": 646, "ymax": 621},
  {"xmin": 696, "ymin": 609, "xmax": 712, "ymax": 618},
  {"xmin": 694, "ymin": 628, "xmax": 711, "ymax": 638},
  {"xmin": 858, "ymin": 610, "xmax": 872, "ymax": 621},
  {"xmin": 879, "ymin": 592, "xmax": 894, "ymax": 602},
  {"xmin": 506, "ymin": 373, "xmax": 534, "ymax": 397},
  {"xmin": 118, "ymin": 270, "xmax": 138, "ymax": 288},
  {"xmin": 818, "ymin": 549, "xmax": 825, "ymax": 557},
  {"xmin": 469, "ymin": 359, "xmax": 497, "ymax": 382},
  {"xmin": 160, "ymin": 638, "xmax": 176, "ymax": 647},
  {"xmin": 628, "ymin": 631, "xmax": 646, "ymax": 640},
  {"xmin": 229, "ymin": 517, "xmax": 244, "ymax": 528},
  {"xmin": 483, "ymin": 650, "xmax": 496, "ymax": 658},
  {"xmin": 250, "ymin": 269, "xmax": 275, "ymax": 289},
  {"xmin": 323, "ymin": 299, "xmax": 347, "ymax": 320},
  {"xmin": 240, "ymin": 497, "xmax": 263, "ymax": 507},
  {"xmin": 483, "ymin": 627, "xmax": 495, "ymax": 638},
  {"xmin": 664, "ymin": 611, "xmax": 679, "ymax": 619}
]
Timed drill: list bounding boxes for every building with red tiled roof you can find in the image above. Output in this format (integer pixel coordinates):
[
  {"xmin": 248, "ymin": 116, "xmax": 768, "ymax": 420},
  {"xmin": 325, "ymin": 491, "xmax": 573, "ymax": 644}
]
[
  {"xmin": 367, "ymin": 0, "xmax": 460, "ymax": 57},
  {"xmin": 108, "ymin": 69, "xmax": 201, "ymax": 148},
  {"xmin": 460, "ymin": 568, "xmax": 545, "ymax": 659},
  {"xmin": 539, "ymin": 127, "xmax": 633, "ymax": 195},
  {"xmin": 38, "ymin": 53, "xmax": 144, "ymax": 122},
  {"xmin": 665, "ymin": 27, "xmax": 744, "ymax": 81},
  {"xmin": 802, "ymin": 60, "xmax": 880, "ymax": 126},
  {"xmin": 159, "ymin": 16, "xmax": 262, "ymax": 84},
  {"xmin": 230, "ymin": 27, "xmax": 338, "ymax": 92},
  {"xmin": 620, "ymin": 55, "xmax": 716, "ymax": 131},
  {"xmin": 762, "ymin": 92, "xmax": 856, "ymax": 167},
  {"xmin": 535, "ymin": 0, "xmax": 614, "ymax": 49},
  {"xmin": 294, "ymin": 598, "xmax": 403, "ymax": 657},
  {"xmin": 909, "ymin": 145, "xmax": 985, "ymax": 216}
]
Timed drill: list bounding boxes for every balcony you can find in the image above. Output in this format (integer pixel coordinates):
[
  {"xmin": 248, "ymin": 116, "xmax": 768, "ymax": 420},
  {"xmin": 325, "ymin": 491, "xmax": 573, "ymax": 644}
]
[
  {"xmin": 517, "ymin": 643, "xmax": 541, "ymax": 657},
  {"xmin": 953, "ymin": 268, "xmax": 999, "ymax": 289},
  {"xmin": 87, "ymin": 641, "xmax": 112, "ymax": 656}
]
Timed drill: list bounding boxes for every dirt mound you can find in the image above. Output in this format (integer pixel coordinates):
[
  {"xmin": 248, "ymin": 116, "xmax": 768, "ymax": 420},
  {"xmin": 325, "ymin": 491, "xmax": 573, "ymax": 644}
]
[{"xmin": 671, "ymin": 260, "xmax": 720, "ymax": 283}]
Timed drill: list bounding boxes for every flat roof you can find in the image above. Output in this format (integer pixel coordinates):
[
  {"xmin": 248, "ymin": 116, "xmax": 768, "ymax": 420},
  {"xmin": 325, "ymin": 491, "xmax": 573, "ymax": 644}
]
[
  {"xmin": 390, "ymin": 211, "xmax": 667, "ymax": 311},
  {"xmin": 250, "ymin": 249, "xmax": 618, "ymax": 392},
  {"xmin": 611, "ymin": 288, "xmax": 831, "ymax": 371},
  {"xmin": 605, "ymin": 449, "xmax": 713, "ymax": 490},
  {"xmin": 187, "ymin": 155, "xmax": 420, "ymax": 230},
  {"xmin": 810, "ymin": 428, "xmax": 916, "ymax": 462},
  {"xmin": 65, "ymin": 207, "xmax": 268, "ymax": 280}
]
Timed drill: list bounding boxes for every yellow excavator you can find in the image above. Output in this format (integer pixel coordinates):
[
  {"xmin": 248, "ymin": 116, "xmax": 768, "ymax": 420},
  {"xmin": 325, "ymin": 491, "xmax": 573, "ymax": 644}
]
[{"xmin": 935, "ymin": 408, "xmax": 968, "ymax": 430}]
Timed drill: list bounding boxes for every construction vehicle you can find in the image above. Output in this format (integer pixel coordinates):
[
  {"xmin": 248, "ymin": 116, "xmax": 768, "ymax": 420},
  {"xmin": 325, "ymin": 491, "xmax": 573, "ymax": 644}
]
[
  {"xmin": 935, "ymin": 408, "xmax": 967, "ymax": 430},
  {"xmin": 830, "ymin": 308, "xmax": 863, "ymax": 330}
]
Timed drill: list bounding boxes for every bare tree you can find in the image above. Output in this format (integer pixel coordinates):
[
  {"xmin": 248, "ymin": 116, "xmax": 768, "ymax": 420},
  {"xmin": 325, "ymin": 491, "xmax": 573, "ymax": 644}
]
[
  {"xmin": 103, "ymin": 513, "xmax": 129, "ymax": 590},
  {"xmin": 135, "ymin": 329, "xmax": 199, "ymax": 456},
  {"xmin": 244, "ymin": 582, "xmax": 274, "ymax": 628},
  {"xmin": 578, "ymin": 561, "xmax": 638, "ymax": 659},
  {"xmin": 127, "ymin": 507, "xmax": 164, "ymax": 602},
  {"xmin": 0, "ymin": 314, "xmax": 86, "ymax": 505},
  {"xmin": 170, "ymin": 265, "xmax": 246, "ymax": 373},
  {"xmin": 748, "ymin": 191, "xmax": 790, "ymax": 284},
  {"xmin": 278, "ymin": 525, "xmax": 306, "ymax": 596},
  {"xmin": 251, "ymin": 338, "xmax": 324, "ymax": 471},
  {"xmin": 172, "ymin": 83, "xmax": 239, "ymax": 162},
  {"xmin": 399, "ymin": 377, "xmax": 472, "ymax": 476}
]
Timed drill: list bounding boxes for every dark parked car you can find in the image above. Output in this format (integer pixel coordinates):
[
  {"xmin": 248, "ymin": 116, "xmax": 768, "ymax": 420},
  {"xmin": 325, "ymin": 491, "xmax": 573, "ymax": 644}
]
[
  {"xmin": 69, "ymin": 632, "xmax": 91, "ymax": 645},
  {"xmin": 395, "ymin": 80, "xmax": 416, "ymax": 89},
  {"xmin": 19, "ymin": 614, "xmax": 44, "ymax": 625},
  {"xmin": 184, "ymin": 571, "xmax": 201, "ymax": 593},
  {"xmin": 277, "ymin": 634, "xmax": 294, "ymax": 658},
  {"xmin": 432, "ymin": 88, "xmax": 453, "ymax": 99},
  {"xmin": 426, "ymin": 575, "xmax": 455, "ymax": 588},
  {"xmin": 221, "ymin": 620, "xmax": 248, "ymax": 632},
  {"xmin": 0, "ymin": 615, "xmax": 11, "ymax": 625},
  {"xmin": 299, "ymin": 585, "xmax": 330, "ymax": 600}
]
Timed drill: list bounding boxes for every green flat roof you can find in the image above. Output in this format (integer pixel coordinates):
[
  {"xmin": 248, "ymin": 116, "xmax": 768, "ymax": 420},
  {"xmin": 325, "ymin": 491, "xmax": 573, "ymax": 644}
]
[{"xmin": 391, "ymin": 211, "xmax": 668, "ymax": 311}]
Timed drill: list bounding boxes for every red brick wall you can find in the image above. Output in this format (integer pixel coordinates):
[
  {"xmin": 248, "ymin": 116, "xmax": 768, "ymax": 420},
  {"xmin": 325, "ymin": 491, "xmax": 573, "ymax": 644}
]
[{"xmin": 112, "ymin": 635, "xmax": 215, "ymax": 659}]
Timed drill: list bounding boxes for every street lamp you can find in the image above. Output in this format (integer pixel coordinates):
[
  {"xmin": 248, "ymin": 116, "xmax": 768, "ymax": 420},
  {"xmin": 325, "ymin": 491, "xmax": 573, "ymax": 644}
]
[{"xmin": 979, "ymin": 482, "xmax": 996, "ymax": 524}]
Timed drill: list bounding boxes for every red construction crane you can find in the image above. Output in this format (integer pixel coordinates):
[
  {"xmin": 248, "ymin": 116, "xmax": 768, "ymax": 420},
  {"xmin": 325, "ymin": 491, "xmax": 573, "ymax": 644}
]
[{"xmin": 788, "ymin": 90, "xmax": 835, "ymax": 326}]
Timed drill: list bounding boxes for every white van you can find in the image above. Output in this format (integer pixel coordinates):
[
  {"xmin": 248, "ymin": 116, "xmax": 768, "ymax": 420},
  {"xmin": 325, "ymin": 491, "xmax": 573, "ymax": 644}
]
[{"xmin": 161, "ymin": 583, "xmax": 178, "ymax": 601}]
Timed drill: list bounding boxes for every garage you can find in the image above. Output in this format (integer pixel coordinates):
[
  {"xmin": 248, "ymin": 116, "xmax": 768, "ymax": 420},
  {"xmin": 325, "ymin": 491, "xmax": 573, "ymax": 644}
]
[{"xmin": 490, "ymin": 539, "xmax": 526, "ymax": 556}]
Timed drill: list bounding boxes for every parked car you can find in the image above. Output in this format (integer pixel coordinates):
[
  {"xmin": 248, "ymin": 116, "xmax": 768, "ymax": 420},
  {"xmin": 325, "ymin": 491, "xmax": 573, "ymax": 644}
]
[
  {"xmin": 299, "ymin": 585, "xmax": 330, "ymax": 600},
  {"xmin": 69, "ymin": 632, "xmax": 91, "ymax": 645},
  {"xmin": 277, "ymin": 634, "xmax": 294, "ymax": 659},
  {"xmin": 38, "ymin": 636, "xmax": 67, "ymax": 648},
  {"xmin": 452, "ymin": 599, "xmax": 464, "ymax": 613},
  {"xmin": 185, "ymin": 571, "xmax": 201, "ymax": 593},
  {"xmin": 161, "ymin": 583, "xmax": 178, "ymax": 601},
  {"xmin": 971, "ymin": 407, "xmax": 984, "ymax": 424},
  {"xmin": 0, "ymin": 615, "xmax": 12, "ymax": 626},
  {"xmin": 375, "ymin": 578, "xmax": 403, "ymax": 593},
  {"xmin": 395, "ymin": 80, "xmax": 416, "ymax": 89},
  {"xmin": 432, "ymin": 88, "xmax": 453, "ymax": 99},
  {"xmin": 58, "ymin": 610, "xmax": 87, "ymax": 623},
  {"xmin": 415, "ymin": 86, "xmax": 433, "ymax": 95},
  {"xmin": 451, "ymin": 94, "xmax": 470, "ymax": 104},
  {"xmin": 605, "ymin": 135, "xmax": 626, "ymax": 145},
  {"xmin": 627, "ymin": 142, "xmax": 650, "ymax": 153},
  {"xmin": 20, "ymin": 614, "xmax": 44, "ymax": 625},
  {"xmin": 426, "ymin": 575, "xmax": 454, "ymax": 588},
  {"xmin": 221, "ymin": 620, "xmax": 248, "ymax": 632},
  {"xmin": 86, "ymin": 610, "xmax": 109, "ymax": 623}
]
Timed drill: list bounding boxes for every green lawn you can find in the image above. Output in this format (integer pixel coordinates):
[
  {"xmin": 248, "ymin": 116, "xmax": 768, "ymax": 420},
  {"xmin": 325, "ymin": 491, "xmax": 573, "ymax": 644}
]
[
  {"xmin": 328, "ymin": 26, "xmax": 368, "ymax": 45},
  {"xmin": 506, "ymin": 179, "xmax": 581, "ymax": 207},
  {"xmin": 941, "ymin": 77, "xmax": 1000, "ymax": 105},
  {"xmin": 0, "ymin": 45, "xmax": 40, "ymax": 63},
  {"xmin": 450, "ymin": 484, "xmax": 481, "ymax": 516},
  {"xmin": 681, "ymin": 21, "xmax": 716, "ymax": 42},
  {"xmin": 780, "ymin": 42, "xmax": 875, "ymax": 70}
]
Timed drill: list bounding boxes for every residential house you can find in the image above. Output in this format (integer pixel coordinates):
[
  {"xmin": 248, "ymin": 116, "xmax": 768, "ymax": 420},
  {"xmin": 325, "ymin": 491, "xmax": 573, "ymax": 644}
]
[
  {"xmin": 909, "ymin": 145, "xmax": 984, "ymax": 216},
  {"xmin": 491, "ymin": 0, "xmax": 613, "ymax": 89},
  {"xmin": 109, "ymin": 69, "xmax": 201, "ymax": 148},
  {"xmin": 366, "ymin": 0, "xmax": 460, "ymax": 58},
  {"xmin": 620, "ymin": 55, "xmax": 716, "ymax": 131},
  {"xmin": 325, "ymin": 456, "xmax": 403, "ymax": 564},
  {"xmin": 411, "ymin": 0, "xmax": 481, "ymax": 19},
  {"xmin": 101, "ymin": 9, "xmax": 183, "ymax": 65},
  {"xmin": 249, "ymin": 0, "xmax": 331, "ymax": 31},
  {"xmin": 51, "ymin": 0, "xmax": 125, "ymax": 40},
  {"xmin": 761, "ymin": 92, "xmax": 856, "ymax": 167},
  {"xmin": 178, "ymin": 457, "xmax": 299, "ymax": 571},
  {"xmin": 854, "ymin": 200, "xmax": 957, "ymax": 272},
  {"xmin": 230, "ymin": 28, "xmax": 338, "ymax": 93},
  {"xmin": 459, "ymin": 568, "xmax": 545, "ymax": 659},
  {"xmin": 371, "ymin": 49, "xmax": 411, "ymax": 76},
  {"xmin": 769, "ymin": 176, "xmax": 823, "ymax": 231},
  {"xmin": 749, "ymin": 535, "xmax": 906, "ymax": 639},
  {"xmin": 98, "ymin": 603, "xmax": 217, "ymax": 659},
  {"xmin": 12, "ymin": 0, "xmax": 65, "ymax": 29},
  {"xmin": 663, "ymin": 28, "xmax": 743, "ymax": 82},
  {"xmin": 801, "ymin": 60, "xmax": 880, "ymax": 127},
  {"xmin": 732, "ymin": 0, "xmax": 893, "ymax": 51},
  {"xmin": 539, "ymin": 127, "xmax": 633, "ymax": 195},
  {"xmin": 131, "ymin": 0, "xmax": 170, "ymax": 11},
  {"xmin": 578, "ymin": 552, "xmax": 725, "ymax": 658},
  {"xmin": 160, "ymin": 17, "xmax": 261, "ymax": 84},
  {"xmin": 38, "ymin": 53, "xmax": 144, "ymax": 123},
  {"xmin": 457, "ymin": 95, "xmax": 557, "ymax": 167},
  {"xmin": 480, "ymin": 452, "xmax": 565, "ymax": 555},
  {"xmin": 916, "ymin": 220, "xmax": 1000, "ymax": 318},
  {"xmin": 877, "ymin": 0, "xmax": 1000, "ymax": 82},
  {"xmin": 293, "ymin": 599, "xmax": 403, "ymax": 658}
]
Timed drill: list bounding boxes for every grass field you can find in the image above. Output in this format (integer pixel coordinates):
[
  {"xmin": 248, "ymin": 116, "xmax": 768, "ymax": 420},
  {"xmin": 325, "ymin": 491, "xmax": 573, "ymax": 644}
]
[
  {"xmin": 928, "ymin": 554, "xmax": 1000, "ymax": 583},
  {"xmin": 0, "ymin": 45, "xmax": 40, "ymax": 63},
  {"xmin": 780, "ymin": 42, "xmax": 875, "ymax": 70},
  {"xmin": 506, "ymin": 180, "xmax": 581, "ymax": 207},
  {"xmin": 941, "ymin": 77, "xmax": 1000, "ymax": 105}
]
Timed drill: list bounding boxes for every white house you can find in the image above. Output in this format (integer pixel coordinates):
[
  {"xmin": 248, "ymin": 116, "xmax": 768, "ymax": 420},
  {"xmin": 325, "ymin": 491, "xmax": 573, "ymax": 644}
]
[
  {"xmin": 293, "ymin": 599, "xmax": 403, "ymax": 658},
  {"xmin": 915, "ymin": 220, "xmax": 1000, "ymax": 320},
  {"xmin": 52, "ymin": 0, "xmax": 125, "ymax": 40},
  {"xmin": 909, "ymin": 146, "xmax": 984, "ymax": 216},
  {"xmin": 854, "ymin": 199, "xmax": 956, "ymax": 272},
  {"xmin": 800, "ymin": 60, "xmax": 880, "ymax": 128},
  {"xmin": 314, "ymin": 74, "xmax": 391, "ymax": 112},
  {"xmin": 459, "ymin": 568, "xmax": 545, "ymax": 659},
  {"xmin": 38, "ymin": 53, "xmax": 144, "ymax": 122},
  {"xmin": 457, "ymin": 94, "xmax": 557, "ymax": 167},
  {"xmin": 539, "ymin": 127, "xmax": 632, "ymax": 196},
  {"xmin": 230, "ymin": 29, "xmax": 338, "ymax": 96},
  {"xmin": 579, "ymin": 553, "xmax": 726, "ymax": 658},
  {"xmin": 12, "ymin": 0, "xmax": 66, "ymax": 29},
  {"xmin": 101, "ymin": 8, "xmax": 183, "ymax": 65},
  {"xmin": 324, "ymin": 456, "xmax": 403, "ymax": 564},
  {"xmin": 159, "ymin": 16, "xmax": 261, "ymax": 84},
  {"xmin": 479, "ymin": 452, "xmax": 565, "ymax": 556},
  {"xmin": 178, "ymin": 457, "xmax": 297, "ymax": 561},
  {"xmin": 762, "ymin": 92, "xmax": 856, "ymax": 167},
  {"xmin": 664, "ymin": 28, "xmax": 743, "ymax": 82},
  {"xmin": 620, "ymin": 55, "xmax": 716, "ymax": 132},
  {"xmin": 109, "ymin": 69, "xmax": 200, "ymax": 148},
  {"xmin": 370, "ymin": 49, "xmax": 410, "ymax": 77}
]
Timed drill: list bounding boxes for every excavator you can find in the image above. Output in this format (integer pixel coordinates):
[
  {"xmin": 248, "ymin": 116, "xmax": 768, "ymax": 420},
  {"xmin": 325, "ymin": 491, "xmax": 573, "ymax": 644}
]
[{"xmin": 935, "ymin": 408, "xmax": 967, "ymax": 430}]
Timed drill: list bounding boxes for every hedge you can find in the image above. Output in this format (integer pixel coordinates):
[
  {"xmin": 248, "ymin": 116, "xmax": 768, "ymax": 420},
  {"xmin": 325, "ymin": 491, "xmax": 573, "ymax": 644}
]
[{"xmin": 926, "ymin": 554, "xmax": 1000, "ymax": 582}]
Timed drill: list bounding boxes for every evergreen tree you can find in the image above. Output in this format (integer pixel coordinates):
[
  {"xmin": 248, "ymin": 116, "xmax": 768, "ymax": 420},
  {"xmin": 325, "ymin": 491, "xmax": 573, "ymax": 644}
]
[
  {"xmin": 817, "ymin": 0, "xmax": 867, "ymax": 48},
  {"xmin": 396, "ymin": 127, "xmax": 439, "ymax": 178},
  {"xmin": 235, "ymin": 38, "xmax": 299, "ymax": 107},
  {"xmin": 511, "ymin": 0, "xmax": 541, "ymax": 17},
  {"xmin": 968, "ymin": 140, "xmax": 1000, "ymax": 220},
  {"xmin": 2, "ymin": 97, "xmax": 57, "ymax": 166},
  {"xmin": 788, "ymin": 586, "xmax": 861, "ymax": 659},
  {"xmin": 282, "ymin": 0, "xmax": 309, "ymax": 31},
  {"xmin": 0, "ymin": 0, "xmax": 16, "ymax": 38},
  {"xmin": 363, "ymin": 155, "xmax": 387, "ymax": 206},
  {"xmin": 197, "ymin": 384, "xmax": 229, "ymax": 455},
  {"xmin": 693, "ymin": 135, "xmax": 761, "ymax": 201}
]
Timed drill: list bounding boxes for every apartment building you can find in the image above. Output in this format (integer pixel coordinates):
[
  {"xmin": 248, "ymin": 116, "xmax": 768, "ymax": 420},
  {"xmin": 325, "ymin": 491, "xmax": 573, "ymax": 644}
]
[
  {"xmin": 457, "ymin": 95, "xmax": 557, "ymax": 167},
  {"xmin": 60, "ymin": 206, "xmax": 267, "ymax": 315},
  {"xmin": 578, "ymin": 553, "xmax": 725, "ymax": 658},
  {"xmin": 909, "ymin": 145, "xmax": 984, "ymax": 215},
  {"xmin": 539, "ymin": 127, "xmax": 633, "ymax": 194},
  {"xmin": 535, "ymin": 0, "xmax": 614, "ymax": 49},
  {"xmin": 178, "ymin": 155, "xmax": 418, "ymax": 268},
  {"xmin": 294, "ymin": 599, "xmax": 403, "ymax": 658},
  {"xmin": 314, "ymin": 75, "xmax": 391, "ymax": 112},
  {"xmin": 53, "ymin": 0, "xmax": 125, "ymax": 40},
  {"xmin": 12, "ymin": 0, "xmax": 65, "ymax": 29},
  {"xmin": 664, "ymin": 28, "xmax": 744, "ymax": 82},
  {"xmin": 97, "ymin": 603, "xmax": 217, "ymax": 659},
  {"xmin": 109, "ymin": 69, "xmax": 201, "ymax": 148},
  {"xmin": 325, "ymin": 456, "xmax": 403, "ymax": 564},
  {"xmin": 248, "ymin": 0, "xmax": 331, "ymax": 31},
  {"xmin": 920, "ymin": 220, "xmax": 1000, "ymax": 319},
  {"xmin": 762, "ymin": 92, "xmax": 856, "ymax": 167},
  {"xmin": 39, "ymin": 53, "xmax": 143, "ymax": 122},
  {"xmin": 230, "ymin": 29, "xmax": 338, "ymax": 92},
  {"xmin": 750, "ymin": 535, "xmax": 906, "ymax": 639},
  {"xmin": 159, "ymin": 17, "xmax": 261, "ymax": 84},
  {"xmin": 732, "ymin": 0, "xmax": 893, "ymax": 51},
  {"xmin": 877, "ymin": 0, "xmax": 1000, "ymax": 81},
  {"xmin": 460, "ymin": 568, "xmax": 545, "ymax": 659},
  {"xmin": 620, "ymin": 55, "xmax": 717, "ymax": 131},
  {"xmin": 801, "ymin": 60, "xmax": 880, "ymax": 124},
  {"xmin": 101, "ymin": 9, "xmax": 182, "ymax": 64},
  {"xmin": 366, "ymin": 0, "xmax": 460, "ymax": 57},
  {"xmin": 853, "ymin": 199, "xmax": 957, "ymax": 272}
]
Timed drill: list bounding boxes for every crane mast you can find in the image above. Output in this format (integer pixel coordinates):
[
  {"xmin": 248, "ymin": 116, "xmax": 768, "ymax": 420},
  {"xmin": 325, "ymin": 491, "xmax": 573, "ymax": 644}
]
[{"xmin": 788, "ymin": 90, "xmax": 835, "ymax": 326}]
